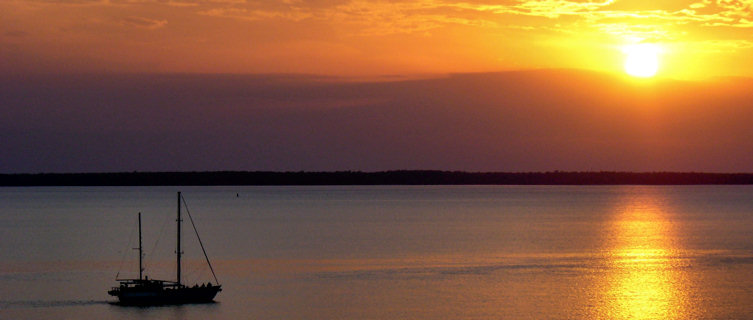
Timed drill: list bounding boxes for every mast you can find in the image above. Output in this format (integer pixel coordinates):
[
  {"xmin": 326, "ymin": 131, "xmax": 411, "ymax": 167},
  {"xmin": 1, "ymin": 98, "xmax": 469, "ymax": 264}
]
[
  {"xmin": 176, "ymin": 191, "xmax": 182, "ymax": 285},
  {"xmin": 138, "ymin": 212, "xmax": 143, "ymax": 280}
]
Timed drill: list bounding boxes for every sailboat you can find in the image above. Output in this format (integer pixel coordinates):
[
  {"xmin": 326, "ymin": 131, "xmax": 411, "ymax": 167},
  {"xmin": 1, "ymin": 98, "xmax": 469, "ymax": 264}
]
[{"xmin": 108, "ymin": 192, "xmax": 222, "ymax": 305}]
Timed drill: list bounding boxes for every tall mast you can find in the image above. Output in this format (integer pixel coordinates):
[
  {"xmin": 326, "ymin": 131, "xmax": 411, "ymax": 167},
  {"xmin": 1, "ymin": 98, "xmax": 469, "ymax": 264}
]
[
  {"xmin": 176, "ymin": 191, "xmax": 182, "ymax": 285},
  {"xmin": 138, "ymin": 212, "xmax": 143, "ymax": 280}
]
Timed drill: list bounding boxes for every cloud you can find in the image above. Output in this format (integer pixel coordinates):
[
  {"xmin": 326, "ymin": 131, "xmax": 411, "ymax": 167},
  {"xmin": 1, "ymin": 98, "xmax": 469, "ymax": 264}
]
[
  {"xmin": 187, "ymin": 0, "xmax": 753, "ymax": 41},
  {"xmin": 715, "ymin": 0, "xmax": 753, "ymax": 17},
  {"xmin": 165, "ymin": 1, "xmax": 200, "ymax": 7},
  {"xmin": 324, "ymin": 1, "xmax": 468, "ymax": 35},
  {"xmin": 688, "ymin": 39, "xmax": 753, "ymax": 51},
  {"xmin": 27, "ymin": 0, "xmax": 103, "ymax": 3},
  {"xmin": 197, "ymin": 1, "xmax": 506, "ymax": 35},
  {"xmin": 4, "ymin": 30, "xmax": 29, "ymax": 37},
  {"xmin": 732, "ymin": 17, "xmax": 753, "ymax": 27},
  {"xmin": 200, "ymin": 7, "xmax": 313, "ymax": 21},
  {"xmin": 12, "ymin": 0, "xmax": 753, "ymax": 38},
  {"xmin": 122, "ymin": 16, "xmax": 168, "ymax": 29},
  {"xmin": 510, "ymin": 0, "xmax": 615, "ymax": 18},
  {"xmin": 3, "ymin": 0, "xmax": 752, "ymax": 77}
]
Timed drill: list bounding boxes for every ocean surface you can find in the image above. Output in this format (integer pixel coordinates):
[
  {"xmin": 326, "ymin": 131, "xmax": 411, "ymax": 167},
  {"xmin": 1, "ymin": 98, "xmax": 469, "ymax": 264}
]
[{"xmin": 1, "ymin": 185, "xmax": 753, "ymax": 319}]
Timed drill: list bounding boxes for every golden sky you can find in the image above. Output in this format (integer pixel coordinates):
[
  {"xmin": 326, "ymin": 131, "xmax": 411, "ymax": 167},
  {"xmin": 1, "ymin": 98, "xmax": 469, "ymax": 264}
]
[{"xmin": 2, "ymin": 0, "xmax": 753, "ymax": 79}]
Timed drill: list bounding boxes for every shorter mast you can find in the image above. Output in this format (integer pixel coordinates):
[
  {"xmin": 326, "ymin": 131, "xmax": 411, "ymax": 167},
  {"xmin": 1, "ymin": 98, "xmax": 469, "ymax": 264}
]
[
  {"xmin": 138, "ymin": 212, "xmax": 143, "ymax": 280},
  {"xmin": 176, "ymin": 192, "xmax": 182, "ymax": 285}
]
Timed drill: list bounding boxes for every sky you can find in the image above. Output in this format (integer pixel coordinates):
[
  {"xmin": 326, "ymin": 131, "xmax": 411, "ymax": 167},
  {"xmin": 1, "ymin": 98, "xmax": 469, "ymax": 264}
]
[
  {"xmin": 2, "ymin": 0, "xmax": 753, "ymax": 173},
  {"xmin": 2, "ymin": 0, "xmax": 753, "ymax": 79},
  {"xmin": 3, "ymin": 71, "xmax": 753, "ymax": 173}
]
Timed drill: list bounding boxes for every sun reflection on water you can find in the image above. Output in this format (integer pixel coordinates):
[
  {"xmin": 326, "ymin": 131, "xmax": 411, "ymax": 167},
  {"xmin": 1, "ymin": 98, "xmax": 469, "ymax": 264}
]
[{"xmin": 599, "ymin": 193, "xmax": 689, "ymax": 319}]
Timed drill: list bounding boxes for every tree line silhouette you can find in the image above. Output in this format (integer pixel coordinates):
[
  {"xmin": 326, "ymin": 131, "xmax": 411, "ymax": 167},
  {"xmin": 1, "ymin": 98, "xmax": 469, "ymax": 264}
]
[{"xmin": 2, "ymin": 171, "xmax": 753, "ymax": 186}]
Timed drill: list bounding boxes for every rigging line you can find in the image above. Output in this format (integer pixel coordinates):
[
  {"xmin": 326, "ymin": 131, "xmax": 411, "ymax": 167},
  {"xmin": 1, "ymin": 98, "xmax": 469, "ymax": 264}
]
[
  {"xmin": 144, "ymin": 208, "xmax": 172, "ymax": 273},
  {"xmin": 181, "ymin": 195, "xmax": 221, "ymax": 285},
  {"xmin": 115, "ymin": 214, "xmax": 138, "ymax": 280}
]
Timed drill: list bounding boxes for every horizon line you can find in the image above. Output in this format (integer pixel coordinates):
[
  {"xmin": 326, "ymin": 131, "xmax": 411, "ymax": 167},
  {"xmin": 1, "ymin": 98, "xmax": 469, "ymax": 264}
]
[{"xmin": 3, "ymin": 171, "xmax": 753, "ymax": 186}]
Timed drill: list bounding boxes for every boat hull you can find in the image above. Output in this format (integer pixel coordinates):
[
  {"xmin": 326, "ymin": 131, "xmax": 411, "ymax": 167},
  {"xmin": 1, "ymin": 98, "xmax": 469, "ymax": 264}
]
[{"xmin": 109, "ymin": 285, "xmax": 222, "ymax": 306}]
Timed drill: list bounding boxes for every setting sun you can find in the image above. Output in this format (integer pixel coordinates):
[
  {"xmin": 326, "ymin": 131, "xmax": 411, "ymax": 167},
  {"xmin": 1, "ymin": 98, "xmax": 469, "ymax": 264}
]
[{"xmin": 623, "ymin": 44, "xmax": 661, "ymax": 78}]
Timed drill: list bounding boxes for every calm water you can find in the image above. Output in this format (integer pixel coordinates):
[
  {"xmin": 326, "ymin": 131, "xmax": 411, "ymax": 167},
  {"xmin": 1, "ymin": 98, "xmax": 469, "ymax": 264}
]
[{"xmin": 1, "ymin": 186, "xmax": 753, "ymax": 319}]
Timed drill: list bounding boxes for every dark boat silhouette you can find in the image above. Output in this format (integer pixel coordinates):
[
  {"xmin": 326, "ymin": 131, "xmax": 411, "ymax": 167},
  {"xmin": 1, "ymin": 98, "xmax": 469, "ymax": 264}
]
[{"xmin": 108, "ymin": 192, "xmax": 221, "ymax": 305}]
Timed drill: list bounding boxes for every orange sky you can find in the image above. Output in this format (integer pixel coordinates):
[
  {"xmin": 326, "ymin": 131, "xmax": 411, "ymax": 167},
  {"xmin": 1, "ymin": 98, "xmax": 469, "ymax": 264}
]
[
  {"xmin": 3, "ymin": 1, "xmax": 753, "ymax": 173},
  {"xmin": 2, "ymin": 0, "xmax": 753, "ymax": 79}
]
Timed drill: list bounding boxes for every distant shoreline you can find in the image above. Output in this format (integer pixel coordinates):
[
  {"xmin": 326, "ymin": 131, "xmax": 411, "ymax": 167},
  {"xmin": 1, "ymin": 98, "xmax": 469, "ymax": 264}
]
[{"xmin": 2, "ymin": 171, "xmax": 753, "ymax": 186}]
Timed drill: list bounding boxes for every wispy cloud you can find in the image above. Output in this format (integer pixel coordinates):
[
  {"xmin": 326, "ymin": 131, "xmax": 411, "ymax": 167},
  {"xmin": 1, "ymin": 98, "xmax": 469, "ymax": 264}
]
[
  {"xmin": 185, "ymin": 0, "xmax": 753, "ymax": 40},
  {"xmin": 200, "ymin": 7, "xmax": 313, "ymax": 21},
  {"xmin": 4, "ymin": 30, "xmax": 29, "ymax": 37},
  {"xmin": 122, "ymin": 16, "xmax": 167, "ymax": 29},
  {"xmin": 14, "ymin": 0, "xmax": 753, "ymax": 36}
]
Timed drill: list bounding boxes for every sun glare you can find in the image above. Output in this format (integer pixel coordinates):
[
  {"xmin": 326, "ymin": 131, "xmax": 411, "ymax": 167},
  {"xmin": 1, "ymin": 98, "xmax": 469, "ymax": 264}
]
[{"xmin": 623, "ymin": 44, "xmax": 660, "ymax": 78}]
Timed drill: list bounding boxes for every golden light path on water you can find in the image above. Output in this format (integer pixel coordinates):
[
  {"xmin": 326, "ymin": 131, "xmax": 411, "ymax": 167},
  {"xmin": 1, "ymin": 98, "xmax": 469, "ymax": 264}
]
[{"xmin": 599, "ymin": 192, "xmax": 690, "ymax": 319}]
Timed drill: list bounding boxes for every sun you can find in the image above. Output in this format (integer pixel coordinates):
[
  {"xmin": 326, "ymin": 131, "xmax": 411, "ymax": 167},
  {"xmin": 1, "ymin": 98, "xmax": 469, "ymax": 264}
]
[{"xmin": 623, "ymin": 43, "xmax": 660, "ymax": 78}]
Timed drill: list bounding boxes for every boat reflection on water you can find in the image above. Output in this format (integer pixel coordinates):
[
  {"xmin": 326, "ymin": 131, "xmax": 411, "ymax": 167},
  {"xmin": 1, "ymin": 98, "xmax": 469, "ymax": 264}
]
[{"xmin": 597, "ymin": 193, "xmax": 691, "ymax": 319}]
